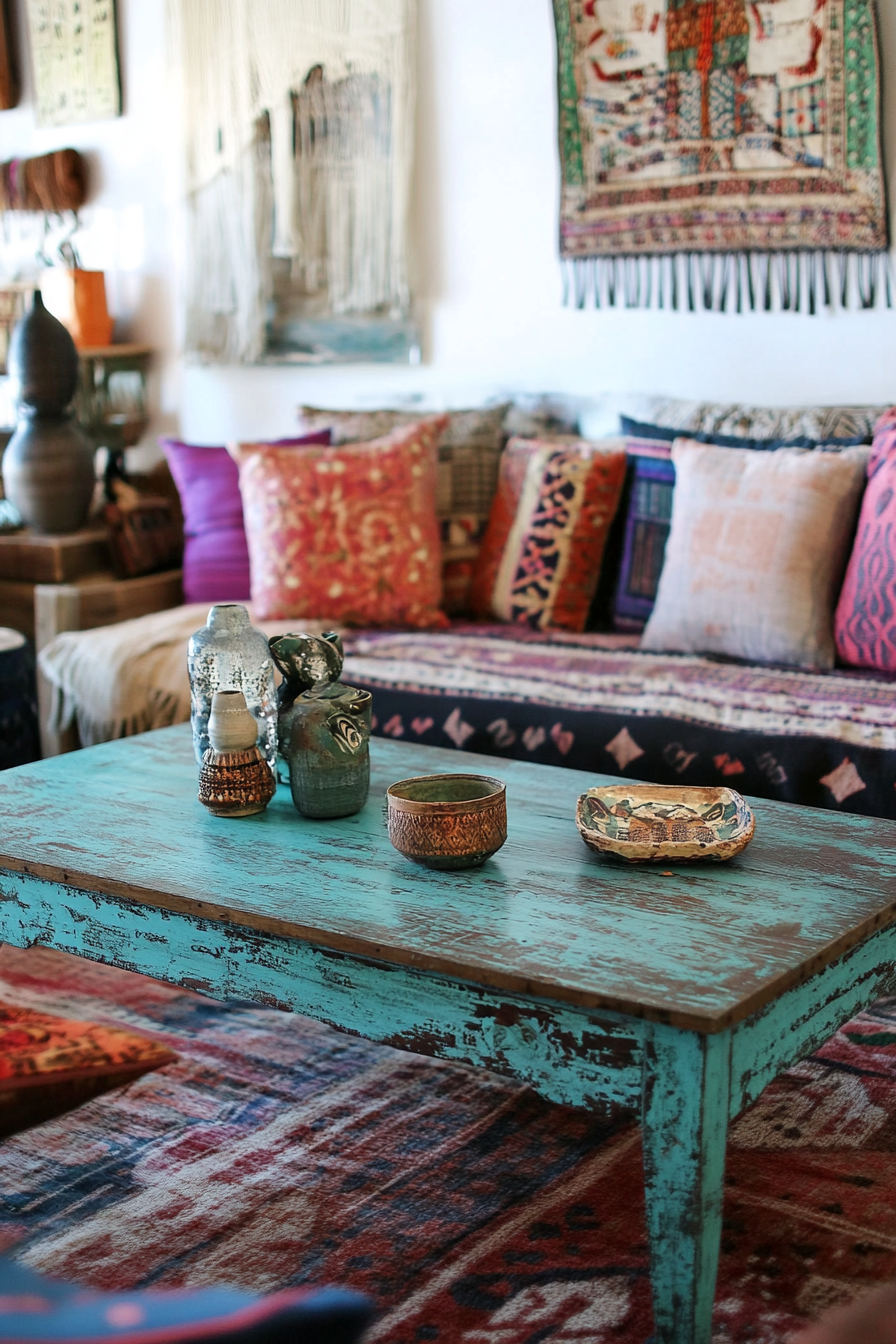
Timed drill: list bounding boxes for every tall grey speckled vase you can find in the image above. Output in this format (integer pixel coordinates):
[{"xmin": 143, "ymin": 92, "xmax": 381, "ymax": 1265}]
[{"xmin": 187, "ymin": 604, "xmax": 277, "ymax": 771}]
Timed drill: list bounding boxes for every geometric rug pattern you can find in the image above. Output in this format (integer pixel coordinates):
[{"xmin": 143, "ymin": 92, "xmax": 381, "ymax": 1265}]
[{"xmin": 2, "ymin": 944, "xmax": 896, "ymax": 1342}]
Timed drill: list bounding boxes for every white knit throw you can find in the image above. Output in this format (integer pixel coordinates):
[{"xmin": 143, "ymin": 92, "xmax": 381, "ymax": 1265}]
[{"xmin": 170, "ymin": 0, "xmax": 416, "ymax": 363}]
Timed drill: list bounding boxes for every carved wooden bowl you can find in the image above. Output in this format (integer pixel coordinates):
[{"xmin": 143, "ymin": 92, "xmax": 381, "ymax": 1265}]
[
  {"xmin": 576, "ymin": 783, "xmax": 755, "ymax": 864},
  {"xmin": 387, "ymin": 774, "xmax": 507, "ymax": 870}
]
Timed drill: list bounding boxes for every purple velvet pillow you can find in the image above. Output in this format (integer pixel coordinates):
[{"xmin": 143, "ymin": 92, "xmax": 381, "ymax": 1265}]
[{"xmin": 162, "ymin": 433, "xmax": 330, "ymax": 604}]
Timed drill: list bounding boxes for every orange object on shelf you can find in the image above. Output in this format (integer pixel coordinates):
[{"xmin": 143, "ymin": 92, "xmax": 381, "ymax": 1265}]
[{"xmin": 40, "ymin": 268, "xmax": 114, "ymax": 349}]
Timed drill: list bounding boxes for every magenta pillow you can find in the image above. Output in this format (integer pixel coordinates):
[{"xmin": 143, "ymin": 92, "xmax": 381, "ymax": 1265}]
[
  {"xmin": 162, "ymin": 433, "xmax": 330, "ymax": 604},
  {"xmin": 835, "ymin": 409, "xmax": 896, "ymax": 671}
]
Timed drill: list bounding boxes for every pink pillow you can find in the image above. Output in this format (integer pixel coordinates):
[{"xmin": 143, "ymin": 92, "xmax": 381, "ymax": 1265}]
[
  {"xmin": 230, "ymin": 417, "xmax": 449, "ymax": 627},
  {"xmin": 835, "ymin": 409, "xmax": 896, "ymax": 670},
  {"xmin": 162, "ymin": 432, "xmax": 330, "ymax": 605}
]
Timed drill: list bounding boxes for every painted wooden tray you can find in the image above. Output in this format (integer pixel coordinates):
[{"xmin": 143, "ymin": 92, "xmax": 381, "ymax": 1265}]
[{"xmin": 576, "ymin": 784, "xmax": 756, "ymax": 864}]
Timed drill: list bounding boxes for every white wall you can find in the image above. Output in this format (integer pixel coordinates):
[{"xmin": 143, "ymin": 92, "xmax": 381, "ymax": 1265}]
[{"xmin": 0, "ymin": 0, "xmax": 894, "ymax": 457}]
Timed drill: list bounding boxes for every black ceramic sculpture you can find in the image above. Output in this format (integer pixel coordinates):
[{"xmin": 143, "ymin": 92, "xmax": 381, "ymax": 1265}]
[{"xmin": 1, "ymin": 291, "xmax": 96, "ymax": 534}]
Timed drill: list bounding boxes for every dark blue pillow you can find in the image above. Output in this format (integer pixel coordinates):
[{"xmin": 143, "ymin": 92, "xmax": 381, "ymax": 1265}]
[
  {"xmin": 612, "ymin": 453, "xmax": 676, "ymax": 631},
  {"xmin": 618, "ymin": 415, "xmax": 868, "ymax": 451},
  {"xmin": 0, "ymin": 1256, "xmax": 372, "ymax": 1344}
]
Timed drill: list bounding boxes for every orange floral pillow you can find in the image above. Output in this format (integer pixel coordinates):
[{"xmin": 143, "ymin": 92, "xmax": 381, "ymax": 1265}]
[{"xmin": 231, "ymin": 417, "xmax": 450, "ymax": 627}]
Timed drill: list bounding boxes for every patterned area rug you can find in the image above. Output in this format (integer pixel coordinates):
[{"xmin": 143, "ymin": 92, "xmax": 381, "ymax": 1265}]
[{"xmin": 2, "ymin": 944, "xmax": 896, "ymax": 1342}]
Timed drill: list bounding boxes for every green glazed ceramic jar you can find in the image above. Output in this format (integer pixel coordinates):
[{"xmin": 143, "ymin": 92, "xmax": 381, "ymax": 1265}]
[{"xmin": 279, "ymin": 681, "xmax": 372, "ymax": 819}]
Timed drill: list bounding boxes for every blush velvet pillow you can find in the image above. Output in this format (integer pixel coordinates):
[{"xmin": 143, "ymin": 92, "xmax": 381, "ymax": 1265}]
[
  {"xmin": 641, "ymin": 440, "xmax": 870, "ymax": 670},
  {"xmin": 230, "ymin": 417, "xmax": 448, "ymax": 626},
  {"xmin": 469, "ymin": 436, "xmax": 628, "ymax": 632},
  {"xmin": 835, "ymin": 410, "xmax": 896, "ymax": 671},
  {"xmin": 162, "ymin": 432, "xmax": 330, "ymax": 605}
]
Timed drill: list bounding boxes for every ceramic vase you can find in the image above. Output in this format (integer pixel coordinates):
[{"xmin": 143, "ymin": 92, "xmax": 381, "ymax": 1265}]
[
  {"xmin": 2, "ymin": 291, "xmax": 96, "ymax": 534},
  {"xmin": 198, "ymin": 690, "xmax": 276, "ymax": 818},
  {"xmin": 188, "ymin": 604, "xmax": 277, "ymax": 771},
  {"xmin": 270, "ymin": 632, "xmax": 372, "ymax": 819}
]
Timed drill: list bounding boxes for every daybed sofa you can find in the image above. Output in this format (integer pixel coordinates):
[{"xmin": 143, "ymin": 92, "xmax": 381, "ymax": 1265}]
[{"xmin": 36, "ymin": 397, "xmax": 896, "ymax": 821}]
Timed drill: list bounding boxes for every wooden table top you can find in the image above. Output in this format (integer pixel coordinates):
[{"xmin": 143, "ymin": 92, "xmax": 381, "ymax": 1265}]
[{"xmin": 1, "ymin": 726, "xmax": 895, "ymax": 1033}]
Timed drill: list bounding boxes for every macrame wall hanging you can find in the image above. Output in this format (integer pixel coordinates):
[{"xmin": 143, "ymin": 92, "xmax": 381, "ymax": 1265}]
[
  {"xmin": 170, "ymin": 0, "xmax": 416, "ymax": 364},
  {"xmin": 553, "ymin": 0, "xmax": 891, "ymax": 314}
]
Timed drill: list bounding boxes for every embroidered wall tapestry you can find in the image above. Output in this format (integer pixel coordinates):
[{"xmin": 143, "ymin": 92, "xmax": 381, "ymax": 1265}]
[{"xmin": 553, "ymin": 0, "xmax": 890, "ymax": 311}]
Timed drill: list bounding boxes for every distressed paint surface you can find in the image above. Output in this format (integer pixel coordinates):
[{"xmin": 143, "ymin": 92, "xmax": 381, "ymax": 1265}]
[
  {"xmin": 642, "ymin": 1026, "xmax": 730, "ymax": 1344},
  {"xmin": 730, "ymin": 921, "xmax": 896, "ymax": 1115},
  {"xmin": 3, "ymin": 727, "xmax": 896, "ymax": 1344},
  {"xmin": 0, "ymin": 726, "xmax": 895, "ymax": 1031},
  {"xmin": 0, "ymin": 870, "xmax": 644, "ymax": 1114}
]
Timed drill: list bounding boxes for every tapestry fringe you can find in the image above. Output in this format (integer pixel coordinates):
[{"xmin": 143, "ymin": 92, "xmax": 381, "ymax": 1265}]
[{"xmin": 563, "ymin": 252, "xmax": 895, "ymax": 315}]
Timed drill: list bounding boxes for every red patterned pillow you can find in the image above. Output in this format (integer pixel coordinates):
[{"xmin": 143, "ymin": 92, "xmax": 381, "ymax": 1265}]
[
  {"xmin": 835, "ymin": 409, "xmax": 896, "ymax": 671},
  {"xmin": 469, "ymin": 437, "xmax": 628, "ymax": 632},
  {"xmin": 231, "ymin": 417, "xmax": 449, "ymax": 626},
  {"xmin": 0, "ymin": 1001, "xmax": 176, "ymax": 1137}
]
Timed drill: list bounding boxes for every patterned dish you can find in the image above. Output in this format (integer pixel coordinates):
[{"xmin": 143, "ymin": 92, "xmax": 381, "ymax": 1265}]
[{"xmin": 576, "ymin": 784, "xmax": 755, "ymax": 864}]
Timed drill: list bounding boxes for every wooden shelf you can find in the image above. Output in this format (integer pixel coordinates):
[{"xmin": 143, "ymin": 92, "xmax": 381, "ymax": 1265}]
[
  {"xmin": 0, "ymin": 526, "xmax": 110, "ymax": 583},
  {"xmin": 77, "ymin": 344, "xmax": 153, "ymax": 358}
]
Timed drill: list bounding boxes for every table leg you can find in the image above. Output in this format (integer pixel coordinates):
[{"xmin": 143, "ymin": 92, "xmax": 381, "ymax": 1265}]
[{"xmin": 641, "ymin": 1024, "xmax": 731, "ymax": 1344}]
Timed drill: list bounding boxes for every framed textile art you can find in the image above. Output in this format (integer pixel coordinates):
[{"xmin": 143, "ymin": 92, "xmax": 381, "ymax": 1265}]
[
  {"xmin": 553, "ymin": 0, "xmax": 890, "ymax": 311},
  {"xmin": 25, "ymin": 0, "xmax": 121, "ymax": 128},
  {"xmin": 172, "ymin": 0, "xmax": 417, "ymax": 364},
  {"xmin": 0, "ymin": 0, "xmax": 17, "ymax": 111}
]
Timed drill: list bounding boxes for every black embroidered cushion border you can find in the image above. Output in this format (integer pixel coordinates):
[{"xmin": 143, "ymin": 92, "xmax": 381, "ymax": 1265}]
[{"xmin": 341, "ymin": 627, "xmax": 896, "ymax": 820}]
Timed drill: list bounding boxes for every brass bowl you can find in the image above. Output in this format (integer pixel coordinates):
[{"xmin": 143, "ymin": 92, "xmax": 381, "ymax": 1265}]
[{"xmin": 386, "ymin": 774, "xmax": 507, "ymax": 870}]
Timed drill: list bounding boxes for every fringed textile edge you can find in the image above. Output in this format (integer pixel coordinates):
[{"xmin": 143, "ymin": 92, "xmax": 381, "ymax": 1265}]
[
  {"xmin": 562, "ymin": 252, "xmax": 895, "ymax": 314},
  {"xmin": 45, "ymin": 679, "xmax": 187, "ymax": 749}
]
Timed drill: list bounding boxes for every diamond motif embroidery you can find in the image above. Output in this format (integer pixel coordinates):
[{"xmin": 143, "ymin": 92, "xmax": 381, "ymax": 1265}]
[
  {"xmin": 714, "ymin": 753, "xmax": 746, "ymax": 777},
  {"xmin": 487, "ymin": 718, "xmax": 517, "ymax": 749},
  {"xmin": 522, "ymin": 726, "xmax": 547, "ymax": 753},
  {"xmin": 443, "ymin": 707, "xmax": 475, "ymax": 748},
  {"xmin": 551, "ymin": 722, "xmax": 575, "ymax": 756},
  {"xmin": 820, "ymin": 759, "xmax": 867, "ymax": 804},
  {"xmin": 605, "ymin": 727, "xmax": 645, "ymax": 772}
]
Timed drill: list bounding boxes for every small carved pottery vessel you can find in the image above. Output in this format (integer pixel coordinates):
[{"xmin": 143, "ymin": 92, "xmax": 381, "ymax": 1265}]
[
  {"xmin": 198, "ymin": 690, "xmax": 276, "ymax": 818},
  {"xmin": 387, "ymin": 774, "xmax": 507, "ymax": 871},
  {"xmin": 575, "ymin": 784, "xmax": 755, "ymax": 864}
]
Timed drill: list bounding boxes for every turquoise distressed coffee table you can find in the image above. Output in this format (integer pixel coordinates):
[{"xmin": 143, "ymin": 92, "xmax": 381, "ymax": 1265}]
[{"xmin": 1, "ymin": 725, "xmax": 896, "ymax": 1343}]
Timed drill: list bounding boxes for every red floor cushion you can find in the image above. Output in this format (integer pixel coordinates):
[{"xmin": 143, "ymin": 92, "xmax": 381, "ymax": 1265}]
[{"xmin": 0, "ymin": 1000, "xmax": 176, "ymax": 1137}]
